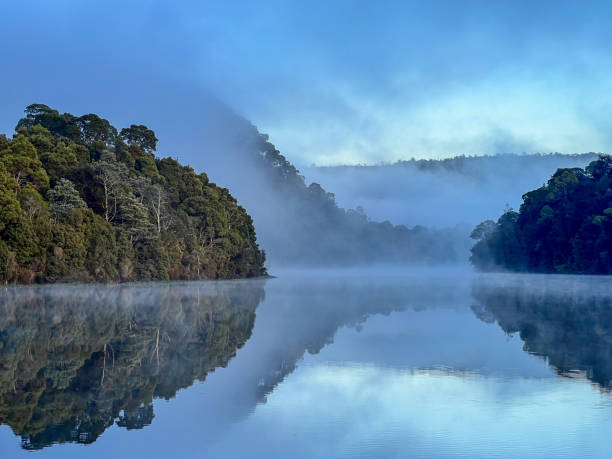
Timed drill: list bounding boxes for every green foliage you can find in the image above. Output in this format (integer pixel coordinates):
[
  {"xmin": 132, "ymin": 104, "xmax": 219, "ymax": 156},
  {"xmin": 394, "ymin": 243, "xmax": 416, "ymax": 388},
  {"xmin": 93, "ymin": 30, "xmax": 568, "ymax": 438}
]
[
  {"xmin": 130, "ymin": 145, "xmax": 160, "ymax": 179},
  {"xmin": 120, "ymin": 124, "xmax": 158, "ymax": 152},
  {"xmin": 47, "ymin": 179, "xmax": 86, "ymax": 221},
  {"xmin": 0, "ymin": 105, "xmax": 266, "ymax": 284},
  {"xmin": 0, "ymin": 135, "xmax": 49, "ymax": 191},
  {"xmin": 471, "ymin": 155, "xmax": 612, "ymax": 273},
  {"xmin": 0, "ymin": 166, "xmax": 21, "ymax": 232}
]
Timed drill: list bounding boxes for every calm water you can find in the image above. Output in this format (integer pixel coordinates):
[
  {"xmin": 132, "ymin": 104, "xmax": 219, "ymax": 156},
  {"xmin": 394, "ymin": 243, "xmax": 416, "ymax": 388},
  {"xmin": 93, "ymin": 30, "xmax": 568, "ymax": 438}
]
[{"xmin": 1, "ymin": 270, "xmax": 612, "ymax": 458}]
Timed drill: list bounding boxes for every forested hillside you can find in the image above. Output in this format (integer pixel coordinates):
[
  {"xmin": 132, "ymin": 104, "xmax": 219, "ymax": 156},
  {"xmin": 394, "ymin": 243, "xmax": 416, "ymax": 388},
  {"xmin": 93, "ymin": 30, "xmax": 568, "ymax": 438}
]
[
  {"xmin": 251, "ymin": 133, "xmax": 469, "ymax": 264},
  {"xmin": 0, "ymin": 104, "xmax": 266, "ymax": 283},
  {"xmin": 470, "ymin": 155, "xmax": 612, "ymax": 273}
]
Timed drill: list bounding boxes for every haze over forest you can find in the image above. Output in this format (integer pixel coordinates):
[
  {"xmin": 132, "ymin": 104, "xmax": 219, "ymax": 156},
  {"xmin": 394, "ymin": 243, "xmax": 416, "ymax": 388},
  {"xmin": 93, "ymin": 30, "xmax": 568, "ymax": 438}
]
[{"xmin": 2, "ymin": 1, "xmax": 612, "ymax": 274}]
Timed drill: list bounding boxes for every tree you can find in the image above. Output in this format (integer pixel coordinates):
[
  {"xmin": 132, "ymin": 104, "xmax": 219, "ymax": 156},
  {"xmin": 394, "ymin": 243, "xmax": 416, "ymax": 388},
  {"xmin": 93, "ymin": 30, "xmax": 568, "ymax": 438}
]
[
  {"xmin": 138, "ymin": 182, "xmax": 171, "ymax": 233},
  {"xmin": 40, "ymin": 141, "xmax": 88, "ymax": 182},
  {"xmin": 77, "ymin": 114, "xmax": 119, "ymax": 147},
  {"xmin": 16, "ymin": 104, "xmax": 82, "ymax": 141},
  {"xmin": 19, "ymin": 187, "xmax": 47, "ymax": 221},
  {"xmin": 0, "ymin": 135, "xmax": 49, "ymax": 190},
  {"xmin": 47, "ymin": 179, "xmax": 87, "ymax": 221},
  {"xmin": 93, "ymin": 153, "xmax": 129, "ymax": 222},
  {"xmin": 0, "ymin": 165, "xmax": 21, "ymax": 232},
  {"xmin": 120, "ymin": 125, "xmax": 158, "ymax": 152},
  {"xmin": 15, "ymin": 104, "xmax": 59, "ymax": 131},
  {"xmin": 470, "ymin": 220, "xmax": 496, "ymax": 240},
  {"xmin": 117, "ymin": 194, "xmax": 153, "ymax": 243}
]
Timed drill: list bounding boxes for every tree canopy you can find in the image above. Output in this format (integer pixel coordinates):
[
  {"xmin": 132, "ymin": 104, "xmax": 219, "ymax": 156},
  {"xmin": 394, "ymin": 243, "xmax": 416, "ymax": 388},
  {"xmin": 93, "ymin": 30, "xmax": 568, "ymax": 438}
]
[
  {"xmin": 0, "ymin": 104, "xmax": 266, "ymax": 284},
  {"xmin": 470, "ymin": 155, "xmax": 612, "ymax": 274}
]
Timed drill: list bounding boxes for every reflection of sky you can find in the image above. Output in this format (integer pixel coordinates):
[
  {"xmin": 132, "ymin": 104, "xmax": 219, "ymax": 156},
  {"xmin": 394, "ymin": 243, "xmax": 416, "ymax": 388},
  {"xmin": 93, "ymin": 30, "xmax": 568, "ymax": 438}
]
[
  {"xmin": 210, "ymin": 366, "xmax": 611, "ymax": 458},
  {"xmin": 0, "ymin": 274, "xmax": 610, "ymax": 458}
]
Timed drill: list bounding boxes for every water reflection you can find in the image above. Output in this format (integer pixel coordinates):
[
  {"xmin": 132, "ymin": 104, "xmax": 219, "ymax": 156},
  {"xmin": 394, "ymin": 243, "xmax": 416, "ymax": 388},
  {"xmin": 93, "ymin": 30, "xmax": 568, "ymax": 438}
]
[
  {"xmin": 472, "ymin": 274, "xmax": 612, "ymax": 389},
  {"xmin": 245, "ymin": 275, "xmax": 470, "ymax": 401},
  {"xmin": 0, "ymin": 281, "xmax": 265, "ymax": 449},
  {"xmin": 1, "ymin": 272, "xmax": 612, "ymax": 456},
  {"xmin": 0, "ymin": 273, "xmax": 471, "ymax": 451}
]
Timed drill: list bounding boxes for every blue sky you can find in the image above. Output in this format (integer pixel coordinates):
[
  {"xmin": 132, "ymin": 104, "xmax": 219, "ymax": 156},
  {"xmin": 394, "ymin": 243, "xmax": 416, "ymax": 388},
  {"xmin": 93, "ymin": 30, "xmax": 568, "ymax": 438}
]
[{"xmin": 1, "ymin": 1, "xmax": 612, "ymax": 165}]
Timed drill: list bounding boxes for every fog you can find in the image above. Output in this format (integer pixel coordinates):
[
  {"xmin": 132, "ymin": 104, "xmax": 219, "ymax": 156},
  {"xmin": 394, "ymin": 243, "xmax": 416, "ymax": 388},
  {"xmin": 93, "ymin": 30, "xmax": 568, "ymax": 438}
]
[
  {"xmin": 3, "ymin": 4, "xmax": 612, "ymax": 457},
  {"xmin": 191, "ymin": 136, "xmax": 599, "ymax": 266},
  {"xmin": 303, "ymin": 154, "xmax": 598, "ymax": 229},
  {"xmin": 1, "ymin": 2, "xmax": 610, "ymax": 269}
]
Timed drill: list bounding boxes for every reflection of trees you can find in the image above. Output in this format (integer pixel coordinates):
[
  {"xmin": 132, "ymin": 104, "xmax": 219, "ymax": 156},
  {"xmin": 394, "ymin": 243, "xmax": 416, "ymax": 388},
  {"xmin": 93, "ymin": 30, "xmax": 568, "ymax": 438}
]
[
  {"xmin": 471, "ymin": 275, "xmax": 612, "ymax": 389},
  {"xmin": 0, "ymin": 280, "xmax": 265, "ymax": 449}
]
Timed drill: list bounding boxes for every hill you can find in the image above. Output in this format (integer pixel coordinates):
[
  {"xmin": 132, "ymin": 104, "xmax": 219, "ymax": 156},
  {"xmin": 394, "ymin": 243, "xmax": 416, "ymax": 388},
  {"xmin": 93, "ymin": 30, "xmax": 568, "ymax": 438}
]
[{"xmin": 0, "ymin": 104, "xmax": 266, "ymax": 283}]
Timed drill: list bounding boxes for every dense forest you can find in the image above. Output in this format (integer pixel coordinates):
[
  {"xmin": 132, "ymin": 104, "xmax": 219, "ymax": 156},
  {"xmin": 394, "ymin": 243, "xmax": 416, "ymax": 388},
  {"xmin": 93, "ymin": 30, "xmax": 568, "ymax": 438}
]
[
  {"xmin": 470, "ymin": 155, "xmax": 612, "ymax": 273},
  {"xmin": 0, "ymin": 281, "xmax": 264, "ymax": 449},
  {"xmin": 0, "ymin": 104, "xmax": 266, "ymax": 284}
]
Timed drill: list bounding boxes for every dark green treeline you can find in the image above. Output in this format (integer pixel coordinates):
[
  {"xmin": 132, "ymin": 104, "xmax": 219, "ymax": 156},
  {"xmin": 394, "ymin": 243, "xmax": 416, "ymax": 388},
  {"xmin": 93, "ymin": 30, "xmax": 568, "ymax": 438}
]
[
  {"xmin": 470, "ymin": 155, "xmax": 612, "ymax": 274},
  {"xmin": 0, "ymin": 104, "xmax": 266, "ymax": 283}
]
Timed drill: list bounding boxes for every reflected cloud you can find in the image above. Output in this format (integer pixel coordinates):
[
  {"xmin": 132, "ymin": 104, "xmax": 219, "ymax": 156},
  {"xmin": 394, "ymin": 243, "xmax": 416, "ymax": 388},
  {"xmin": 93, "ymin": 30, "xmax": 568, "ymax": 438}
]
[{"xmin": 208, "ymin": 364, "xmax": 609, "ymax": 459}]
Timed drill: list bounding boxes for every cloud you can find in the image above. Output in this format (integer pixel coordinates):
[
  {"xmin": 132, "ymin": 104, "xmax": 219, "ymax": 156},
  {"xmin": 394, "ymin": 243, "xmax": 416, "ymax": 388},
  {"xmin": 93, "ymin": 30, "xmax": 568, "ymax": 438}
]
[{"xmin": 2, "ymin": 1, "xmax": 612, "ymax": 167}]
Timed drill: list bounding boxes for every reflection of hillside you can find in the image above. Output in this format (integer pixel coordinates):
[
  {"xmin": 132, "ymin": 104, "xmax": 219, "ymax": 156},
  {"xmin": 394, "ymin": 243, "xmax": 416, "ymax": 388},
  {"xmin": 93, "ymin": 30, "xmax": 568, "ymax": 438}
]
[
  {"xmin": 0, "ymin": 281, "xmax": 265, "ymax": 449},
  {"xmin": 471, "ymin": 275, "xmax": 612, "ymax": 389},
  {"xmin": 249, "ymin": 275, "xmax": 470, "ymax": 402},
  {"xmin": 0, "ymin": 273, "xmax": 474, "ymax": 450}
]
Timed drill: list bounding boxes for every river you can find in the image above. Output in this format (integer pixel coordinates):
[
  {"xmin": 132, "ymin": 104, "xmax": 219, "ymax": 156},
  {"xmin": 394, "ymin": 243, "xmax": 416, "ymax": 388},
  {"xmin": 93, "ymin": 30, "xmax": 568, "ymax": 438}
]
[{"xmin": 0, "ymin": 269, "xmax": 611, "ymax": 458}]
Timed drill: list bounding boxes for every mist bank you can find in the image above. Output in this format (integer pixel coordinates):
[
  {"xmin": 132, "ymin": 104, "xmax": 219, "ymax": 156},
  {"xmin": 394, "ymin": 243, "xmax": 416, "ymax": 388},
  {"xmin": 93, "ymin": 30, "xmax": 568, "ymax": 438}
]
[
  {"xmin": 194, "ymin": 112, "xmax": 597, "ymax": 267},
  {"xmin": 185, "ymin": 112, "xmax": 470, "ymax": 267},
  {"xmin": 303, "ymin": 154, "xmax": 599, "ymax": 229}
]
